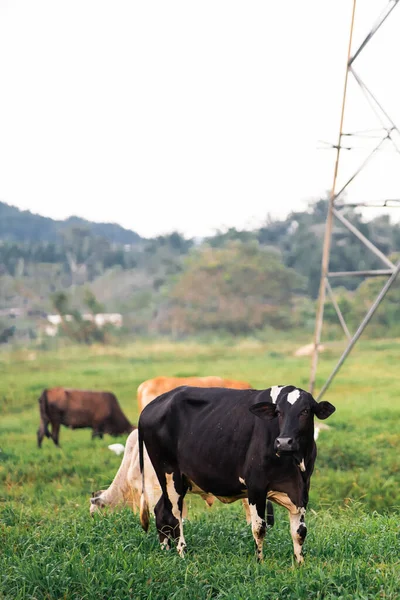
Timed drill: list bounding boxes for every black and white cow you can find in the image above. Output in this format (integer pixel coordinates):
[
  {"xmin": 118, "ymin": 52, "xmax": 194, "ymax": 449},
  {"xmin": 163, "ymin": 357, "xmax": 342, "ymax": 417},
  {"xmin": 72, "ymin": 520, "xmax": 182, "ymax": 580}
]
[{"xmin": 138, "ymin": 384, "xmax": 335, "ymax": 564}]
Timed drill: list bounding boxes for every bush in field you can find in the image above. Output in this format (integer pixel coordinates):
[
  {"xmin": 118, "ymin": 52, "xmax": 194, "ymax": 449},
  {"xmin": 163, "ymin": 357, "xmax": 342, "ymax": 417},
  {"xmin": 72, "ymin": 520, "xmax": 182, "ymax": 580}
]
[
  {"xmin": 323, "ymin": 287, "xmax": 356, "ymax": 334},
  {"xmin": 351, "ymin": 263, "xmax": 400, "ymax": 337},
  {"xmin": 50, "ymin": 290, "xmax": 110, "ymax": 344},
  {"xmin": 322, "ymin": 255, "xmax": 400, "ymax": 339},
  {"xmin": 154, "ymin": 241, "xmax": 305, "ymax": 336}
]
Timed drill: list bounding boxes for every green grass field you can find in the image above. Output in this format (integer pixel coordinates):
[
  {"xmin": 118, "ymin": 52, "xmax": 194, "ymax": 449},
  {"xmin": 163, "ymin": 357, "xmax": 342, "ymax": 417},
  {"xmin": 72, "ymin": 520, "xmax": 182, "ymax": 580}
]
[{"xmin": 1, "ymin": 339, "xmax": 399, "ymax": 599}]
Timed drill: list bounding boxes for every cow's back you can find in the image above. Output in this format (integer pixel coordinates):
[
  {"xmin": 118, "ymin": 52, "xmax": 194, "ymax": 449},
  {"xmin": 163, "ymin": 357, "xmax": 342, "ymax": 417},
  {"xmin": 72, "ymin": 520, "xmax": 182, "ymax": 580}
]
[
  {"xmin": 140, "ymin": 385, "xmax": 261, "ymax": 436},
  {"xmin": 46, "ymin": 387, "xmax": 68, "ymax": 410},
  {"xmin": 45, "ymin": 388, "xmax": 117, "ymax": 428},
  {"xmin": 137, "ymin": 376, "xmax": 252, "ymax": 412},
  {"xmin": 139, "ymin": 385, "xmax": 274, "ymax": 487},
  {"xmin": 66, "ymin": 389, "xmax": 113, "ymax": 426}
]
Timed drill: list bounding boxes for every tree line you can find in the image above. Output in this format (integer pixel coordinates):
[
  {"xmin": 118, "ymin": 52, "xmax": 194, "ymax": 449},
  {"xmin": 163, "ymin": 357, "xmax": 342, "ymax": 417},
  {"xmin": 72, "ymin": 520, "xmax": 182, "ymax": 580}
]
[{"xmin": 1, "ymin": 198, "xmax": 400, "ymax": 340}]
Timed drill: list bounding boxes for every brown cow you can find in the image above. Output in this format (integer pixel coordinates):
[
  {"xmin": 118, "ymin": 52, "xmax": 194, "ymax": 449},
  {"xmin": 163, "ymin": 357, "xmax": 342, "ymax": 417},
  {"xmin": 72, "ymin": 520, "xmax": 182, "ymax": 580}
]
[
  {"xmin": 37, "ymin": 387, "xmax": 134, "ymax": 448},
  {"xmin": 137, "ymin": 376, "xmax": 252, "ymax": 412}
]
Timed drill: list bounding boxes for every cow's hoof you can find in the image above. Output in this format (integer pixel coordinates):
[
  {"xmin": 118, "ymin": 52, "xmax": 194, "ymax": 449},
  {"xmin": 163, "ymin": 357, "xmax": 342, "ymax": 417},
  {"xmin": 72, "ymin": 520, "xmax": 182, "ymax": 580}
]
[{"xmin": 160, "ymin": 539, "xmax": 171, "ymax": 551}]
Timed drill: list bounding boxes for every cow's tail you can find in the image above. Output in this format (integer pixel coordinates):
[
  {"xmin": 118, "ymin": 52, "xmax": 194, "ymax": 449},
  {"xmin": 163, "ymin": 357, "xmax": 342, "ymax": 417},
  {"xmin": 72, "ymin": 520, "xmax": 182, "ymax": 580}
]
[
  {"xmin": 37, "ymin": 390, "xmax": 51, "ymax": 447},
  {"xmin": 139, "ymin": 426, "xmax": 150, "ymax": 532}
]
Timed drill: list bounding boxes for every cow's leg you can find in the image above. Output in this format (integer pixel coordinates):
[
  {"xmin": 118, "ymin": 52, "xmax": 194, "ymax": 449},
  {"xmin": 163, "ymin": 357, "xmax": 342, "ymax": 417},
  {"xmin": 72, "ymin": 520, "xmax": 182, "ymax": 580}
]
[
  {"xmin": 37, "ymin": 426, "xmax": 45, "ymax": 448},
  {"xmin": 37, "ymin": 416, "xmax": 51, "ymax": 448},
  {"xmin": 153, "ymin": 470, "xmax": 188, "ymax": 556},
  {"xmin": 154, "ymin": 495, "xmax": 174, "ymax": 550},
  {"xmin": 91, "ymin": 425, "xmax": 103, "ymax": 440},
  {"xmin": 242, "ymin": 498, "xmax": 273, "ymax": 527},
  {"xmin": 289, "ymin": 507, "xmax": 307, "ymax": 564},
  {"xmin": 267, "ymin": 490, "xmax": 307, "ymax": 565},
  {"xmin": 242, "ymin": 499, "xmax": 251, "ymax": 524},
  {"xmin": 248, "ymin": 491, "xmax": 267, "ymax": 562},
  {"xmin": 51, "ymin": 422, "xmax": 60, "ymax": 447},
  {"xmin": 266, "ymin": 500, "xmax": 274, "ymax": 527},
  {"xmin": 165, "ymin": 472, "xmax": 187, "ymax": 557}
]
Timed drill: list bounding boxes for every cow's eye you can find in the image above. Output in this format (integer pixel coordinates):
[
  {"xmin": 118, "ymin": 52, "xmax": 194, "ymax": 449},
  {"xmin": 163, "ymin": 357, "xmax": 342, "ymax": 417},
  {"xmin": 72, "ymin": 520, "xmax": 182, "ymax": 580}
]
[{"xmin": 301, "ymin": 409, "xmax": 309, "ymax": 416}]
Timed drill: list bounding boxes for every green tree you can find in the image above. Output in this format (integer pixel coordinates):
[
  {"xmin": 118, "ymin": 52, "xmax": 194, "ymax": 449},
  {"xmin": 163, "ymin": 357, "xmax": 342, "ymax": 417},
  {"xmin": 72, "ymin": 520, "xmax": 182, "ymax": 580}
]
[
  {"xmin": 51, "ymin": 291, "xmax": 69, "ymax": 315},
  {"xmin": 50, "ymin": 290, "xmax": 107, "ymax": 344},
  {"xmin": 83, "ymin": 289, "xmax": 104, "ymax": 314},
  {"xmin": 155, "ymin": 241, "xmax": 305, "ymax": 335},
  {"xmin": 351, "ymin": 257, "xmax": 400, "ymax": 336}
]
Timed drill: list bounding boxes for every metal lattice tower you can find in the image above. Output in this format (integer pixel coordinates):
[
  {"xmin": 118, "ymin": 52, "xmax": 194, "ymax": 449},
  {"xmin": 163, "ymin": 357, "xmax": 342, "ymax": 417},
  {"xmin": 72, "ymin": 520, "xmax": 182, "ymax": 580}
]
[{"xmin": 309, "ymin": 0, "xmax": 400, "ymax": 398}]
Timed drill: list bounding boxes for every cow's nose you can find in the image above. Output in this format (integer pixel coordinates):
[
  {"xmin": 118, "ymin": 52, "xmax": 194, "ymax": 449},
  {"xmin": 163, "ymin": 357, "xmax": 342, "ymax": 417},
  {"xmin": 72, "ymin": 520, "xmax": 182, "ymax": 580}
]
[{"xmin": 275, "ymin": 437, "xmax": 294, "ymax": 452}]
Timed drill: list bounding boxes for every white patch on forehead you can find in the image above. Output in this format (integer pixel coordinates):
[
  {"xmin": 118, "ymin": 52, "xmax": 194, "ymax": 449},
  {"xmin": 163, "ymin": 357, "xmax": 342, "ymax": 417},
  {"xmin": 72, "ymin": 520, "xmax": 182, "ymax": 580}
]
[
  {"xmin": 270, "ymin": 386, "xmax": 286, "ymax": 404},
  {"xmin": 287, "ymin": 389, "xmax": 301, "ymax": 405}
]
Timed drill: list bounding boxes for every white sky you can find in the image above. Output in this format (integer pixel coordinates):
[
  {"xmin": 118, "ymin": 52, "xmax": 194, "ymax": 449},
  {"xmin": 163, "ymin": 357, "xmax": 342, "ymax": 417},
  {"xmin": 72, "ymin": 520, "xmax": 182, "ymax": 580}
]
[{"xmin": 1, "ymin": 1, "xmax": 400, "ymax": 238}]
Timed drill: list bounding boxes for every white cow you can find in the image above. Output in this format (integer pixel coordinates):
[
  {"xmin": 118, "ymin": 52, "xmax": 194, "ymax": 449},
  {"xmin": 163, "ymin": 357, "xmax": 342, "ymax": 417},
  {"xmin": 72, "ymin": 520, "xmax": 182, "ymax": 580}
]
[{"xmin": 90, "ymin": 429, "xmax": 162, "ymax": 516}]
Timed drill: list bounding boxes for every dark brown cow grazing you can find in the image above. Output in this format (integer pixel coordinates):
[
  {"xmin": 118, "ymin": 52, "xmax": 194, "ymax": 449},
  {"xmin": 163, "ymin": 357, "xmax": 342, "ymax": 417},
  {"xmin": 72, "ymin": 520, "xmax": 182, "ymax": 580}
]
[{"xmin": 37, "ymin": 387, "xmax": 134, "ymax": 447}]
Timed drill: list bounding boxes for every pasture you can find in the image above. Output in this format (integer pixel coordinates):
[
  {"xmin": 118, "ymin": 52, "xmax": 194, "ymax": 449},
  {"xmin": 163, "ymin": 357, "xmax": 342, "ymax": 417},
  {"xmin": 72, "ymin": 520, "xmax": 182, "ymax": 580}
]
[{"xmin": 1, "ymin": 338, "xmax": 399, "ymax": 599}]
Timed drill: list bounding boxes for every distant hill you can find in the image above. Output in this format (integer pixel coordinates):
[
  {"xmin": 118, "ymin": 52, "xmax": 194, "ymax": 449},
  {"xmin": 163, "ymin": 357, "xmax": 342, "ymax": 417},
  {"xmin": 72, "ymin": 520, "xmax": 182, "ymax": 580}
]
[{"xmin": 0, "ymin": 201, "xmax": 143, "ymax": 245}]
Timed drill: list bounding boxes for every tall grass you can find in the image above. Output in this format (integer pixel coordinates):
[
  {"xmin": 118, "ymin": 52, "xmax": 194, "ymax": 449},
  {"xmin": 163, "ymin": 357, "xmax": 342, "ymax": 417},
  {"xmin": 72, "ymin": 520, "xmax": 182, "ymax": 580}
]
[{"xmin": 1, "ymin": 339, "xmax": 399, "ymax": 599}]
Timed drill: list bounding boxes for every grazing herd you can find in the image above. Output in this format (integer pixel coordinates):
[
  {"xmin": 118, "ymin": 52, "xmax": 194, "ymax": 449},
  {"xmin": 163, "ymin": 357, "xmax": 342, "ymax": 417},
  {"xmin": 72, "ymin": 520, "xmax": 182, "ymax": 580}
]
[{"xmin": 36, "ymin": 375, "xmax": 335, "ymax": 564}]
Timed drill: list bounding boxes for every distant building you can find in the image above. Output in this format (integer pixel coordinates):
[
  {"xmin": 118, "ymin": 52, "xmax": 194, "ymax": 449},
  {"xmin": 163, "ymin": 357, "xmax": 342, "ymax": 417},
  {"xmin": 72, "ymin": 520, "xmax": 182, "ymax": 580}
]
[
  {"xmin": 45, "ymin": 313, "xmax": 123, "ymax": 336},
  {"xmin": 81, "ymin": 313, "xmax": 123, "ymax": 328},
  {"xmin": 0, "ymin": 307, "xmax": 24, "ymax": 318},
  {"xmin": 47, "ymin": 314, "xmax": 73, "ymax": 325}
]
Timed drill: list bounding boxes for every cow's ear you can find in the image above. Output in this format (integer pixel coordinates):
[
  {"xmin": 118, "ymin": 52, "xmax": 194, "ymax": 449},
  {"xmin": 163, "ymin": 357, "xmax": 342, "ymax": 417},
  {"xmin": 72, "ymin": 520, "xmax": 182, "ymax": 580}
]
[
  {"xmin": 249, "ymin": 401, "xmax": 277, "ymax": 421},
  {"xmin": 314, "ymin": 401, "xmax": 336, "ymax": 420}
]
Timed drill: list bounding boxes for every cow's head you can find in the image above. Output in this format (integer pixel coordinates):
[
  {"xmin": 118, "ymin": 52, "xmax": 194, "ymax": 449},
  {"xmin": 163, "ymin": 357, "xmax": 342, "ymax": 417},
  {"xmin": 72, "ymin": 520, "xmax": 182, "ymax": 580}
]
[
  {"xmin": 89, "ymin": 490, "xmax": 107, "ymax": 516},
  {"xmin": 249, "ymin": 386, "xmax": 335, "ymax": 459}
]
